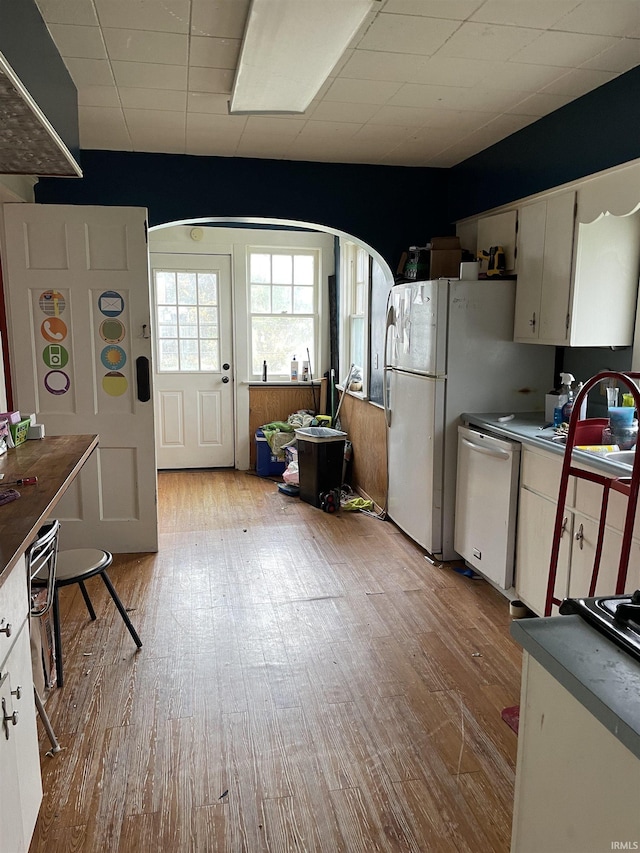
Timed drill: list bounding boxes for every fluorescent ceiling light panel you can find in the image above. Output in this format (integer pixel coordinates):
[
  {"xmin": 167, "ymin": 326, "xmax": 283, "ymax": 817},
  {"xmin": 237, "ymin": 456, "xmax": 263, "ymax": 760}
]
[{"xmin": 230, "ymin": 0, "xmax": 377, "ymax": 114}]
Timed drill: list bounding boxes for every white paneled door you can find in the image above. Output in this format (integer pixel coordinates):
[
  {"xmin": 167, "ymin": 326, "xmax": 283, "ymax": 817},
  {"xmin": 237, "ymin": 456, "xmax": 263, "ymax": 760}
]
[
  {"xmin": 2, "ymin": 203, "xmax": 157, "ymax": 553},
  {"xmin": 151, "ymin": 253, "xmax": 234, "ymax": 469}
]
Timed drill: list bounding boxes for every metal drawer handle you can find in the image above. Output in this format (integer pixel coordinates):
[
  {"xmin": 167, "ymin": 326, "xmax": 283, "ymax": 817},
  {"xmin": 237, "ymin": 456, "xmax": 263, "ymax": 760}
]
[
  {"xmin": 575, "ymin": 523, "xmax": 584, "ymax": 550},
  {"xmin": 0, "ymin": 620, "xmax": 12, "ymax": 637},
  {"xmin": 461, "ymin": 437, "xmax": 511, "ymax": 460},
  {"xmin": 2, "ymin": 697, "xmax": 18, "ymax": 737}
]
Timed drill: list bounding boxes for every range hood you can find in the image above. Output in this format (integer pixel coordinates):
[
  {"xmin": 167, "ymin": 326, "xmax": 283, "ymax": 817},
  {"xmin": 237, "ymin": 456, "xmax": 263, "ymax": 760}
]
[{"xmin": 0, "ymin": 51, "xmax": 81, "ymax": 178}]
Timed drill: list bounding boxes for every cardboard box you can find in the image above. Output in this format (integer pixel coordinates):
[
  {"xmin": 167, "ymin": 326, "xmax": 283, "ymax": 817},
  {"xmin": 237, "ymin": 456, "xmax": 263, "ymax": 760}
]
[
  {"xmin": 429, "ymin": 236, "xmax": 462, "ymax": 278},
  {"xmin": 430, "ymin": 249, "xmax": 462, "ymax": 278}
]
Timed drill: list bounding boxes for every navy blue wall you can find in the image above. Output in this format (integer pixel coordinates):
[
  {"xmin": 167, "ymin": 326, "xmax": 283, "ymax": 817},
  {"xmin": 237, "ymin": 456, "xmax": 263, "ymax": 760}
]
[
  {"xmin": 0, "ymin": 0, "xmax": 80, "ymax": 166},
  {"xmin": 36, "ymin": 151, "xmax": 451, "ymax": 270},
  {"xmin": 448, "ymin": 65, "xmax": 640, "ymax": 221}
]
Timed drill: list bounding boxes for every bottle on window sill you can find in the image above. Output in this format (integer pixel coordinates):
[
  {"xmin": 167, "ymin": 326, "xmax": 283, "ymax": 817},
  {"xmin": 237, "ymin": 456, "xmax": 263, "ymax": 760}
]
[
  {"xmin": 262, "ymin": 360, "xmax": 267, "ymax": 382},
  {"xmin": 290, "ymin": 355, "xmax": 298, "ymax": 381}
]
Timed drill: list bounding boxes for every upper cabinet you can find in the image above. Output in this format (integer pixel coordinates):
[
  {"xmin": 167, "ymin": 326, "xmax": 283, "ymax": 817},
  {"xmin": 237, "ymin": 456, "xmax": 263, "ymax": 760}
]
[
  {"xmin": 514, "ymin": 188, "xmax": 640, "ymax": 347},
  {"xmin": 514, "ymin": 192, "xmax": 575, "ymax": 344}
]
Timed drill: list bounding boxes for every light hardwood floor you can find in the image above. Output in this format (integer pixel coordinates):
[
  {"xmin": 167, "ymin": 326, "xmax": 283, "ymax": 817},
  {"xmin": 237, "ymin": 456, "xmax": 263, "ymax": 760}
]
[{"xmin": 29, "ymin": 470, "xmax": 522, "ymax": 852}]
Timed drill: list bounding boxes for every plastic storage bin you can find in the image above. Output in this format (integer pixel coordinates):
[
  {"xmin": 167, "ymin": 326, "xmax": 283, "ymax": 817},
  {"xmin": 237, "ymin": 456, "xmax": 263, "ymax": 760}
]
[
  {"xmin": 294, "ymin": 427, "xmax": 347, "ymax": 507},
  {"xmin": 255, "ymin": 429, "xmax": 287, "ymax": 477}
]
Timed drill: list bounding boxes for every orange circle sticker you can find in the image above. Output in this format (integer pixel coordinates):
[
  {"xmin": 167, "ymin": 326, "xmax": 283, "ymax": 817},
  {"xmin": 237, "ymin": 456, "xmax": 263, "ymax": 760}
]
[{"xmin": 41, "ymin": 317, "xmax": 67, "ymax": 343}]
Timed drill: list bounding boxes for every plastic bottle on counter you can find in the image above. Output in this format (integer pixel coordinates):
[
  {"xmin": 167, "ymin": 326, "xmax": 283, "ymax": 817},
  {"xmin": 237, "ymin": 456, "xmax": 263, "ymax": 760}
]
[
  {"xmin": 262, "ymin": 360, "xmax": 267, "ymax": 381},
  {"xmin": 290, "ymin": 355, "xmax": 298, "ymax": 381},
  {"xmin": 560, "ymin": 373, "xmax": 576, "ymax": 423}
]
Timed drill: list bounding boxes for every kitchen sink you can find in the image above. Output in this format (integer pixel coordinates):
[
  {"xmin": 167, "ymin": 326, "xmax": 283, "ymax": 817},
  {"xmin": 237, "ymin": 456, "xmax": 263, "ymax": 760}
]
[{"xmin": 604, "ymin": 450, "xmax": 636, "ymax": 466}]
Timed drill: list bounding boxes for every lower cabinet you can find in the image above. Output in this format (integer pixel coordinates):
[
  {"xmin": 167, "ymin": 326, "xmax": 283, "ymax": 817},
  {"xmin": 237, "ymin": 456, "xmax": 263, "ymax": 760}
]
[
  {"xmin": 515, "ymin": 445, "xmax": 640, "ymax": 615},
  {"xmin": 0, "ymin": 557, "xmax": 43, "ymax": 853},
  {"xmin": 511, "ymin": 654, "xmax": 640, "ymax": 852}
]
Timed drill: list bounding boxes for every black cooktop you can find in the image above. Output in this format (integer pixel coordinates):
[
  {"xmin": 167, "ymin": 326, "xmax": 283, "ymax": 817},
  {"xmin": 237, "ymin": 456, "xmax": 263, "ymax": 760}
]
[{"xmin": 560, "ymin": 590, "xmax": 640, "ymax": 662}]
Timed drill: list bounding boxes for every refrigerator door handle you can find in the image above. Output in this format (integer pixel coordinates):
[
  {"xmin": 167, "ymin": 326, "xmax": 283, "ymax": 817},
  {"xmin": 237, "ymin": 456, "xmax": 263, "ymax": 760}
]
[
  {"xmin": 461, "ymin": 436, "xmax": 511, "ymax": 460},
  {"xmin": 382, "ymin": 302, "xmax": 396, "ymax": 428}
]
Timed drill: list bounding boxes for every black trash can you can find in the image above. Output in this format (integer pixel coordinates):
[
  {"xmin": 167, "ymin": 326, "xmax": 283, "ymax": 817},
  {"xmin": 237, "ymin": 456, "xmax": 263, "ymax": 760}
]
[{"xmin": 295, "ymin": 427, "xmax": 347, "ymax": 507}]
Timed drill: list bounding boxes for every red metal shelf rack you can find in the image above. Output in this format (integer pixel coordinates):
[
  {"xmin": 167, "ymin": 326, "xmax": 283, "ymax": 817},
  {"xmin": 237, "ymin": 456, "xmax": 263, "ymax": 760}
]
[{"xmin": 545, "ymin": 371, "xmax": 640, "ymax": 617}]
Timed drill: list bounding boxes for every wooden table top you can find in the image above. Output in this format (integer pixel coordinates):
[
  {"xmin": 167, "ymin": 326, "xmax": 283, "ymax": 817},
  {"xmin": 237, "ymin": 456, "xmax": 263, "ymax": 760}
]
[{"xmin": 0, "ymin": 434, "xmax": 98, "ymax": 584}]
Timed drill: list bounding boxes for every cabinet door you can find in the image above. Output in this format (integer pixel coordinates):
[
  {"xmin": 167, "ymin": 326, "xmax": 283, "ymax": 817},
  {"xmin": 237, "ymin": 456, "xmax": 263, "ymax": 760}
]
[
  {"xmin": 513, "ymin": 201, "xmax": 545, "ymax": 341},
  {"xmin": 0, "ymin": 670, "xmax": 25, "ymax": 853},
  {"xmin": 538, "ymin": 192, "xmax": 575, "ymax": 344},
  {"xmin": 516, "ymin": 489, "xmax": 571, "ymax": 615}
]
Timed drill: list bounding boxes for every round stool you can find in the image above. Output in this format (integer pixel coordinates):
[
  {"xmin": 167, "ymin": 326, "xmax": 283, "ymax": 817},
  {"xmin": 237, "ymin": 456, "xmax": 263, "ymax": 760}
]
[{"xmin": 35, "ymin": 548, "xmax": 142, "ymax": 687}]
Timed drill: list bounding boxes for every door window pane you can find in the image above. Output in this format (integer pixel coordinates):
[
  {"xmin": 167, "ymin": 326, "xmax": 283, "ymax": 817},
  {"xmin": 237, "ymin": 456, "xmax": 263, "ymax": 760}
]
[{"xmin": 154, "ymin": 269, "xmax": 221, "ymax": 372}]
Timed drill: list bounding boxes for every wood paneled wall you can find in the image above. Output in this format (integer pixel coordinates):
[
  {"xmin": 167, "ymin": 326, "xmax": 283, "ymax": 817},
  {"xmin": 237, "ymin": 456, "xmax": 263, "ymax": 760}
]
[
  {"xmin": 248, "ymin": 382, "xmax": 323, "ymax": 468},
  {"xmin": 337, "ymin": 393, "xmax": 387, "ymax": 510}
]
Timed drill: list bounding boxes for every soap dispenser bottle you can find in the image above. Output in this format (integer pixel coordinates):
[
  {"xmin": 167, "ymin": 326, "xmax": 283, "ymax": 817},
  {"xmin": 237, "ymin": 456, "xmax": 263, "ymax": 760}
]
[{"xmin": 560, "ymin": 372, "xmax": 576, "ymax": 423}]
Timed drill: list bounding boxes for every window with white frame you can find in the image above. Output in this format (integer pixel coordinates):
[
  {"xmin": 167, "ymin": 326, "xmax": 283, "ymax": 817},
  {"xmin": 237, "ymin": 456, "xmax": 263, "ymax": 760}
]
[
  {"xmin": 340, "ymin": 241, "xmax": 369, "ymax": 393},
  {"xmin": 248, "ymin": 248, "xmax": 318, "ymax": 379}
]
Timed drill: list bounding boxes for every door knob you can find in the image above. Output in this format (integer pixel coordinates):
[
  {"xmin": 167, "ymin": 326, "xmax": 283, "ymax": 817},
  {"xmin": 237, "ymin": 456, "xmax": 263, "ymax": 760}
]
[
  {"xmin": 222, "ymin": 376, "xmax": 229, "ymax": 384},
  {"xmin": 222, "ymin": 363, "xmax": 230, "ymax": 371}
]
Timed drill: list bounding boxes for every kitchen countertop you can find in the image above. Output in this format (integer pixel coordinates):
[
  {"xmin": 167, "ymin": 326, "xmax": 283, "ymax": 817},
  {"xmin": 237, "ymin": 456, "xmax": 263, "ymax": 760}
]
[
  {"xmin": 461, "ymin": 411, "xmax": 634, "ymax": 477},
  {"xmin": 0, "ymin": 434, "xmax": 98, "ymax": 584},
  {"xmin": 511, "ymin": 615, "xmax": 640, "ymax": 760}
]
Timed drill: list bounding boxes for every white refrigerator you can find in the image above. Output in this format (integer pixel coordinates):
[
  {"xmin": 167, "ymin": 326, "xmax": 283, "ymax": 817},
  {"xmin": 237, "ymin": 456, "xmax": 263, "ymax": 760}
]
[{"xmin": 384, "ymin": 278, "xmax": 555, "ymax": 561}]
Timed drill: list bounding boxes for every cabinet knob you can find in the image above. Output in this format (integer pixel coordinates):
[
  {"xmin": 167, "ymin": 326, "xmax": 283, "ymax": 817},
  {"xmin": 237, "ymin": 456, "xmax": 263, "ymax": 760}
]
[
  {"xmin": 0, "ymin": 620, "xmax": 12, "ymax": 637},
  {"xmin": 11, "ymin": 685, "xmax": 21, "ymax": 701},
  {"xmin": 529, "ymin": 312, "xmax": 536, "ymax": 328},
  {"xmin": 561, "ymin": 517, "xmax": 568, "ymax": 537}
]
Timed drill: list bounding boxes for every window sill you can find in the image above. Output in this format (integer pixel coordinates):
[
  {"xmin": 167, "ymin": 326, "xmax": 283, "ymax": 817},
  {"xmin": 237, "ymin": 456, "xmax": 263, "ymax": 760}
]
[
  {"xmin": 336, "ymin": 383, "xmax": 368, "ymax": 402},
  {"xmin": 245, "ymin": 380, "xmax": 322, "ymax": 386}
]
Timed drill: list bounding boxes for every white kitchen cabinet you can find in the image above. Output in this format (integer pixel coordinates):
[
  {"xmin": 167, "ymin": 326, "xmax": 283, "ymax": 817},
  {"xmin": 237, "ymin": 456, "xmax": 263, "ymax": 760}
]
[
  {"xmin": 514, "ymin": 189, "xmax": 640, "ymax": 346},
  {"xmin": 511, "ymin": 653, "xmax": 640, "ymax": 853},
  {"xmin": 515, "ymin": 444, "xmax": 640, "ymax": 615},
  {"xmin": 0, "ymin": 557, "xmax": 43, "ymax": 853},
  {"xmin": 513, "ymin": 192, "xmax": 575, "ymax": 344},
  {"xmin": 476, "ymin": 209, "xmax": 517, "ymax": 273}
]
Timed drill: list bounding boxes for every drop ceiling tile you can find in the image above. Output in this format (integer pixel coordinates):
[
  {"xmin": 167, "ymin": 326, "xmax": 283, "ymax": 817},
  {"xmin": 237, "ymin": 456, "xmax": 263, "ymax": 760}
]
[
  {"xmin": 244, "ymin": 115, "xmax": 306, "ymax": 136},
  {"xmin": 508, "ymin": 91, "xmax": 576, "ymax": 116},
  {"xmin": 418, "ymin": 108, "xmax": 501, "ymax": 130},
  {"xmin": 111, "ymin": 61, "xmax": 188, "ymax": 91},
  {"xmin": 552, "ymin": 1, "xmax": 640, "ymax": 38},
  {"xmin": 381, "ymin": 1, "xmax": 483, "ymax": 20},
  {"xmin": 478, "ymin": 61, "xmax": 570, "ymax": 92},
  {"xmin": 367, "ymin": 104, "xmax": 437, "ymax": 126},
  {"xmin": 389, "ymin": 82, "xmax": 526, "ymax": 113},
  {"xmin": 77, "ymin": 85, "xmax": 120, "ymax": 108},
  {"xmin": 190, "ymin": 0, "xmax": 250, "ymax": 39},
  {"xmin": 470, "ymin": 0, "xmax": 578, "ymax": 29},
  {"xmin": 78, "ymin": 105, "xmax": 131, "ymax": 149},
  {"xmin": 186, "ymin": 112, "xmax": 247, "ymax": 134},
  {"xmin": 185, "ymin": 136, "xmax": 238, "ymax": 157},
  {"xmin": 124, "ymin": 108, "xmax": 186, "ymax": 152},
  {"xmin": 541, "ymin": 67, "xmax": 618, "ymax": 97},
  {"xmin": 64, "ymin": 57, "xmax": 115, "ymax": 87},
  {"xmin": 103, "ymin": 28, "xmax": 188, "ymax": 65},
  {"xmin": 324, "ymin": 78, "xmax": 403, "ymax": 105},
  {"xmin": 415, "ymin": 56, "xmax": 507, "ymax": 88},
  {"xmin": 310, "ymin": 100, "xmax": 380, "ymax": 123},
  {"xmin": 358, "ymin": 12, "xmax": 462, "ymax": 55},
  {"xmin": 235, "ymin": 136, "xmax": 294, "ymax": 159},
  {"xmin": 189, "ymin": 66, "xmax": 234, "ymax": 95},
  {"xmin": 353, "ymin": 122, "xmax": 423, "ymax": 143},
  {"xmin": 297, "ymin": 121, "xmax": 360, "ymax": 140},
  {"xmin": 434, "ymin": 21, "xmax": 541, "ymax": 60},
  {"xmin": 46, "ymin": 24, "xmax": 106, "ymax": 60},
  {"xmin": 119, "ymin": 87, "xmax": 187, "ymax": 111},
  {"xmin": 94, "ymin": 0, "xmax": 190, "ymax": 33},
  {"xmin": 187, "ymin": 92, "xmax": 230, "ymax": 114},
  {"xmin": 189, "ymin": 36, "xmax": 241, "ymax": 70},
  {"xmin": 580, "ymin": 38, "xmax": 640, "ymax": 73},
  {"xmin": 340, "ymin": 50, "xmax": 429, "ymax": 83},
  {"xmin": 35, "ymin": 0, "xmax": 99, "ymax": 26},
  {"xmin": 512, "ymin": 31, "xmax": 619, "ymax": 68}
]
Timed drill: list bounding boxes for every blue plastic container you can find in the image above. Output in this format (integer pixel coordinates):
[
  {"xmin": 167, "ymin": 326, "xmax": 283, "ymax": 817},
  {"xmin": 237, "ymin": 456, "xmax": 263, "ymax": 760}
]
[{"xmin": 255, "ymin": 429, "xmax": 286, "ymax": 477}]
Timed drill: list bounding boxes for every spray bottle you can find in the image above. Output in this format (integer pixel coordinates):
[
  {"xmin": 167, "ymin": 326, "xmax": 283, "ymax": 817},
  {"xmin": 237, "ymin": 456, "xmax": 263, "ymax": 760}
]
[{"xmin": 560, "ymin": 373, "xmax": 576, "ymax": 423}]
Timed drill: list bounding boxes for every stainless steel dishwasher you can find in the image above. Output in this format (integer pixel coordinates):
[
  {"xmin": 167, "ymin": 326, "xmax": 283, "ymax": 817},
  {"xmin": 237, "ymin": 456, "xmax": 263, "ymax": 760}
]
[{"xmin": 454, "ymin": 424, "xmax": 521, "ymax": 589}]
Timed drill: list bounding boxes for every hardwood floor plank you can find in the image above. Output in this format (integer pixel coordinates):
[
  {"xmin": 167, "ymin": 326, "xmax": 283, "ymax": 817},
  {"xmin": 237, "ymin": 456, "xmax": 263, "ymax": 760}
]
[{"xmin": 30, "ymin": 469, "xmax": 522, "ymax": 853}]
